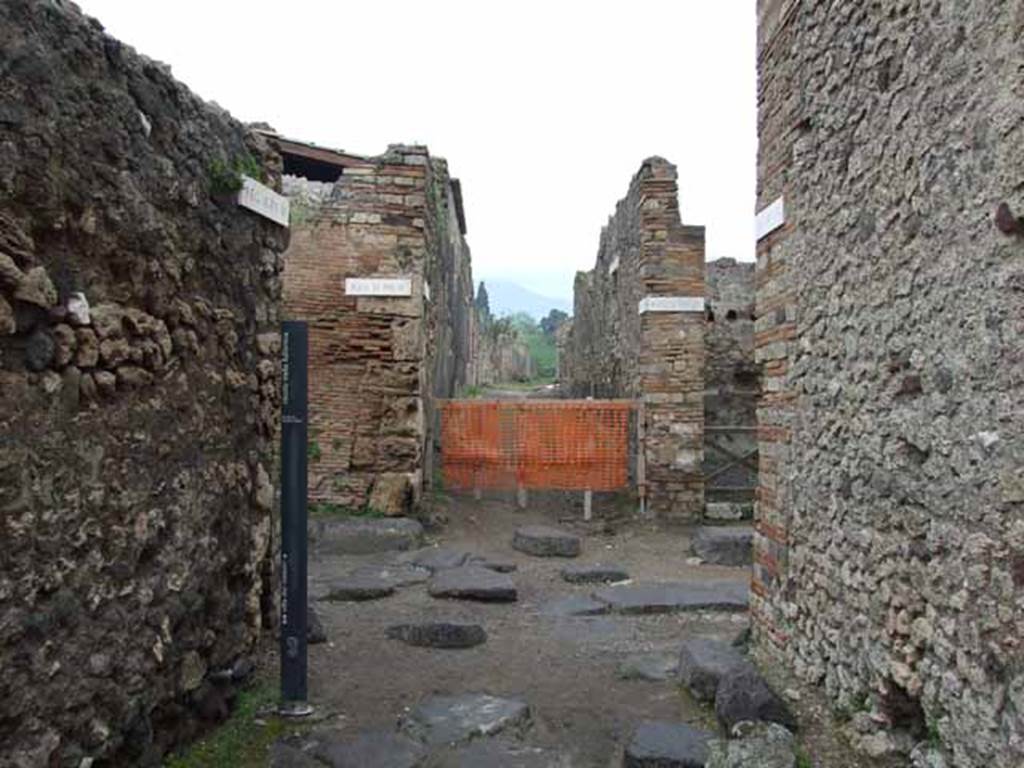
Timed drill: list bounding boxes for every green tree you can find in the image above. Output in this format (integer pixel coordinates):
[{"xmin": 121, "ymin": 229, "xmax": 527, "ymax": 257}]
[
  {"xmin": 540, "ymin": 308, "xmax": 569, "ymax": 338},
  {"xmin": 475, "ymin": 281, "xmax": 491, "ymax": 321}
]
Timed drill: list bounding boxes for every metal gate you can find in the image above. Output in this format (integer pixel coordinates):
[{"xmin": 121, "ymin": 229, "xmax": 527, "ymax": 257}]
[
  {"xmin": 440, "ymin": 400, "xmax": 634, "ymax": 492},
  {"xmin": 702, "ymin": 425, "xmax": 758, "ymax": 503}
]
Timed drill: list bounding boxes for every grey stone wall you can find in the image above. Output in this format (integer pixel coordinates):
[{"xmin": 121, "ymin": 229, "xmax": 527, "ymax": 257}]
[
  {"xmin": 754, "ymin": 1, "xmax": 1024, "ymax": 765},
  {"xmin": 0, "ymin": 2, "xmax": 286, "ymax": 764},
  {"xmin": 470, "ymin": 298, "xmax": 537, "ymax": 387},
  {"xmin": 423, "ymin": 157, "xmax": 476, "ymax": 490},
  {"xmin": 561, "ymin": 178, "xmax": 644, "ymax": 400}
]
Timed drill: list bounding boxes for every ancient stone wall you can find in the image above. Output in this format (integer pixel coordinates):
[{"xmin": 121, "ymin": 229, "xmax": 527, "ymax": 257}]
[
  {"xmin": 470, "ymin": 296, "xmax": 536, "ymax": 386},
  {"xmin": 754, "ymin": 1, "xmax": 1024, "ymax": 764},
  {"xmin": 705, "ymin": 258, "xmax": 758, "ymax": 427},
  {"xmin": 561, "ymin": 158, "xmax": 706, "ymax": 519},
  {"xmin": 472, "ymin": 324, "xmax": 535, "ymax": 385},
  {"xmin": 280, "ymin": 143, "xmax": 474, "ymax": 515},
  {"xmin": 704, "ymin": 259, "xmax": 759, "ymax": 515},
  {"xmin": 0, "ymin": 2, "xmax": 287, "ymax": 764}
]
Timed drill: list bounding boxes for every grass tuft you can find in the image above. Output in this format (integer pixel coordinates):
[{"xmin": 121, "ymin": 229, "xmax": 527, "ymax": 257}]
[{"xmin": 164, "ymin": 679, "xmax": 285, "ymax": 768}]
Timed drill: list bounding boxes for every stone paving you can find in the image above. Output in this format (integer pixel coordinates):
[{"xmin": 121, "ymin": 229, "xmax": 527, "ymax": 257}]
[{"xmin": 283, "ymin": 504, "xmax": 800, "ymax": 767}]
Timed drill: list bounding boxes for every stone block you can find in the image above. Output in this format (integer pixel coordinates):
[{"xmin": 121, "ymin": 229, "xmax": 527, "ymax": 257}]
[
  {"xmin": 309, "ymin": 517, "xmax": 423, "ymax": 555},
  {"xmin": 691, "ymin": 527, "xmax": 753, "ymax": 566},
  {"xmin": 386, "ymin": 621, "xmax": 487, "ymax": 649},
  {"xmin": 561, "ymin": 563, "xmax": 630, "ymax": 584},
  {"xmin": 401, "ymin": 693, "xmax": 530, "ymax": 746},
  {"xmin": 623, "ymin": 721, "xmax": 712, "ymax": 767},
  {"xmin": 512, "ymin": 526, "xmax": 581, "ymax": 558},
  {"xmin": 677, "ymin": 638, "xmax": 755, "ymax": 703},
  {"xmin": 368, "ymin": 473, "xmax": 413, "ymax": 517},
  {"xmin": 715, "ymin": 667, "xmax": 796, "ymax": 732},
  {"xmin": 428, "ymin": 566, "xmax": 517, "ymax": 602},
  {"xmin": 593, "ymin": 581, "xmax": 748, "ymax": 614}
]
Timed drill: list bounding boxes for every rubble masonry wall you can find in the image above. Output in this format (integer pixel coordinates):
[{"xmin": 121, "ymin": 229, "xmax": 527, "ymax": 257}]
[
  {"xmin": 0, "ymin": 2, "xmax": 287, "ymax": 764},
  {"xmin": 754, "ymin": 1, "xmax": 1024, "ymax": 764}
]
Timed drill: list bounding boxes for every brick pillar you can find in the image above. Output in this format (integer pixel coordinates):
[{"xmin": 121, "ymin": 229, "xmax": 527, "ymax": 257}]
[
  {"xmin": 637, "ymin": 160, "xmax": 706, "ymax": 519},
  {"xmin": 751, "ymin": 0, "xmax": 800, "ymax": 653}
]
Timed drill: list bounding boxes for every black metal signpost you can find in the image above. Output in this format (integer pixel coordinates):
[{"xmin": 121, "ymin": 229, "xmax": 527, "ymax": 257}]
[{"xmin": 280, "ymin": 321, "xmax": 312, "ymax": 716}]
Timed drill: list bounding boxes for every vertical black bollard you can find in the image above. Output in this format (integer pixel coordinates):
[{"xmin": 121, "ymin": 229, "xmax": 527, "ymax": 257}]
[{"xmin": 280, "ymin": 321, "xmax": 312, "ymax": 716}]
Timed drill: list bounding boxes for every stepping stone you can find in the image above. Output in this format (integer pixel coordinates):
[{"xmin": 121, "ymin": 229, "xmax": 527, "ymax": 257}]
[
  {"xmin": 433, "ymin": 740, "xmax": 564, "ymax": 767},
  {"xmin": 308, "ymin": 604, "xmax": 327, "ymax": 644},
  {"xmin": 310, "ymin": 517, "xmax": 423, "ymax": 555},
  {"xmin": 623, "ymin": 721, "xmax": 713, "ymax": 767},
  {"xmin": 542, "ymin": 595, "xmax": 610, "ymax": 617},
  {"xmin": 269, "ymin": 740, "xmax": 322, "ymax": 768},
  {"xmin": 428, "ymin": 566, "xmax": 517, "ymax": 602},
  {"xmin": 731, "ymin": 625, "xmax": 752, "ymax": 649},
  {"xmin": 402, "ymin": 693, "xmax": 530, "ymax": 746},
  {"xmin": 593, "ymin": 581, "xmax": 748, "ymax": 614},
  {"xmin": 677, "ymin": 638, "xmax": 755, "ymax": 703},
  {"xmin": 561, "ymin": 563, "xmax": 629, "ymax": 584},
  {"xmin": 386, "ymin": 621, "xmax": 487, "ymax": 649},
  {"xmin": 512, "ymin": 525, "xmax": 581, "ymax": 558},
  {"xmin": 706, "ymin": 722, "xmax": 797, "ymax": 768},
  {"xmin": 312, "ymin": 730, "xmax": 427, "ymax": 768},
  {"xmin": 320, "ymin": 574, "xmax": 395, "ymax": 602},
  {"xmin": 401, "ymin": 547, "xmax": 470, "ymax": 572},
  {"xmin": 715, "ymin": 667, "xmax": 796, "ymax": 732},
  {"xmin": 618, "ymin": 652, "xmax": 679, "ymax": 682},
  {"xmin": 467, "ymin": 555, "xmax": 518, "ymax": 573},
  {"xmin": 704, "ymin": 502, "xmax": 753, "ymax": 522},
  {"xmin": 691, "ymin": 527, "xmax": 753, "ymax": 566},
  {"xmin": 348, "ymin": 563, "xmax": 431, "ymax": 587}
]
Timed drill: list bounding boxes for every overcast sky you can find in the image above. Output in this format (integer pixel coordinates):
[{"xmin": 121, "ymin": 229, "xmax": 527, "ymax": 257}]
[{"xmin": 79, "ymin": 1, "xmax": 756, "ymax": 304}]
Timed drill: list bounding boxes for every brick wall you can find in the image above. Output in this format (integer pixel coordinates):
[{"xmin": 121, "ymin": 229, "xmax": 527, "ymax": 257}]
[
  {"xmin": 562, "ymin": 158, "xmax": 706, "ymax": 519},
  {"xmin": 751, "ymin": 0, "xmax": 799, "ymax": 655},
  {"xmin": 281, "ymin": 144, "xmax": 473, "ymax": 515}
]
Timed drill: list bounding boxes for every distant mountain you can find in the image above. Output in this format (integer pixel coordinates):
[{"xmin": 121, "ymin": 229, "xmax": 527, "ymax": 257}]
[{"xmin": 478, "ymin": 279, "xmax": 572, "ymax": 321}]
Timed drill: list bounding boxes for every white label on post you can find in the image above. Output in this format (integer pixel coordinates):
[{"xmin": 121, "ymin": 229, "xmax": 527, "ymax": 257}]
[
  {"xmin": 755, "ymin": 196, "xmax": 785, "ymax": 240},
  {"xmin": 237, "ymin": 175, "xmax": 290, "ymax": 227},
  {"xmin": 638, "ymin": 296, "xmax": 705, "ymax": 313},
  {"xmin": 345, "ymin": 277, "xmax": 413, "ymax": 297}
]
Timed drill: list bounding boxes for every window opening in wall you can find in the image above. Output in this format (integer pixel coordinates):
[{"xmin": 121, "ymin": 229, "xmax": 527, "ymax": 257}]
[
  {"xmin": 726, "ymin": 309, "xmax": 738, "ymax": 321},
  {"xmin": 706, "ymin": 308, "xmax": 715, "ymax": 322},
  {"xmin": 282, "ymin": 153, "xmax": 344, "ymax": 183}
]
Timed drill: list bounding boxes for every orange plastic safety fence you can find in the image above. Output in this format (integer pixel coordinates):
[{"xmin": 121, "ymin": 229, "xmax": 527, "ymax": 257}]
[{"xmin": 441, "ymin": 400, "xmax": 633, "ymax": 491}]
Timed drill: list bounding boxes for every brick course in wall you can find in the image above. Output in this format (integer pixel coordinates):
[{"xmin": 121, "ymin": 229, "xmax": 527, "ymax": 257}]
[
  {"xmin": 754, "ymin": 1, "xmax": 1024, "ymax": 764},
  {"xmin": 279, "ymin": 141, "xmax": 474, "ymax": 515},
  {"xmin": 562, "ymin": 158, "xmax": 706, "ymax": 519}
]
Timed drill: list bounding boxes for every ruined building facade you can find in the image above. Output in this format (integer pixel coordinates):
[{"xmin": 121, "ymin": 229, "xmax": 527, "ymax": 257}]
[
  {"xmin": 277, "ymin": 138, "xmax": 475, "ymax": 516},
  {"xmin": 0, "ymin": 2, "xmax": 286, "ymax": 764},
  {"xmin": 560, "ymin": 158, "xmax": 707, "ymax": 519},
  {"xmin": 753, "ymin": 1, "xmax": 1024, "ymax": 765}
]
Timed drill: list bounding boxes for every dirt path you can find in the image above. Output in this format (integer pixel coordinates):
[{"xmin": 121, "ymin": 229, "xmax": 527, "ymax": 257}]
[
  {"xmin": 296, "ymin": 495, "xmax": 745, "ymax": 765},
  {"xmin": 263, "ymin": 493, "xmax": 876, "ymax": 767}
]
